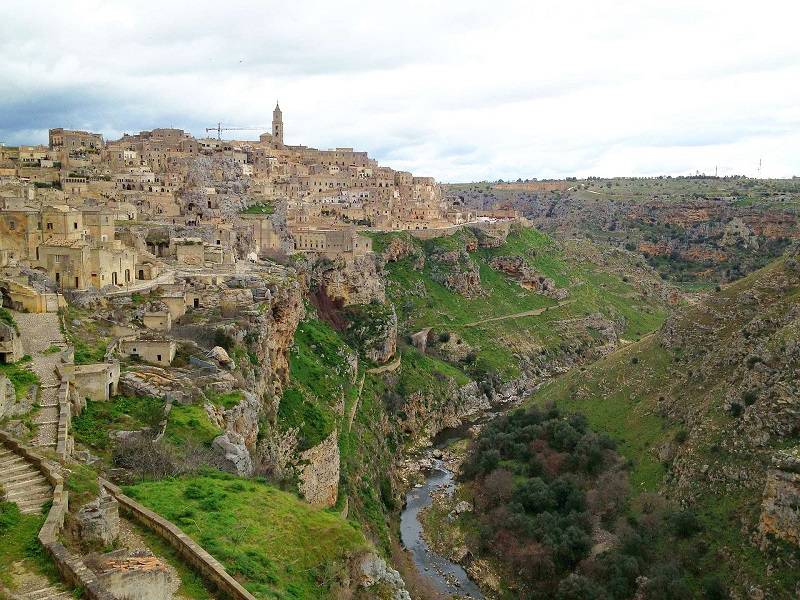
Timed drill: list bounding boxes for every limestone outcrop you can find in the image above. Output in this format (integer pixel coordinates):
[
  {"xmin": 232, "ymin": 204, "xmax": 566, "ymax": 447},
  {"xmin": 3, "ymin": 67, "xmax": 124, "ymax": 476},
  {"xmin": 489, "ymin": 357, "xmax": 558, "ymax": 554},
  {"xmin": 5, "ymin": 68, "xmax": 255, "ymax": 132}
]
[
  {"xmin": 760, "ymin": 446, "xmax": 800, "ymax": 546},
  {"xmin": 297, "ymin": 429, "xmax": 340, "ymax": 507},
  {"xmin": 313, "ymin": 254, "xmax": 385, "ymax": 306},
  {"xmin": 356, "ymin": 553, "xmax": 411, "ymax": 600},
  {"xmin": 430, "ymin": 249, "xmax": 484, "ymax": 297},
  {"xmin": 345, "ymin": 302, "xmax": 397, "ymax": 364},
  {"xmin": 490, "ymin": 255, "xmax": 567, "ymax": 299},
  {"xmin": 212, "ymin": 432, "xmax": 254, "ymax": 477}
]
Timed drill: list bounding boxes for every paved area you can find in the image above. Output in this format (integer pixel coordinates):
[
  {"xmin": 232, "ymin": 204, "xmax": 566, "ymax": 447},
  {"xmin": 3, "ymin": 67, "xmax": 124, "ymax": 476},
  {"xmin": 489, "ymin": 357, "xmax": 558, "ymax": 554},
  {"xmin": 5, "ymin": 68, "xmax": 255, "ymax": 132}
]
[{"xmin": 13, "ymin": 312, "xmax": 67, "ymax": 448}]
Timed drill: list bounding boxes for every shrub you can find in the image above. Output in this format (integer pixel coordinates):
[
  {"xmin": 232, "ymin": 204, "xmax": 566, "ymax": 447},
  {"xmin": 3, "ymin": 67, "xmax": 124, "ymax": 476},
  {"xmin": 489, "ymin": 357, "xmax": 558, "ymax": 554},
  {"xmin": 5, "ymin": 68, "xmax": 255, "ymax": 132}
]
[
  {"xmin": 729, "ymin": 402, "xmax": 744, "ymax": 417},
  {"xmin": 701, "ymin": 575, "xmax": 729, "ymax": 599},
  {"xmin": 673, "ymin": 428, "xmax": 688, "ymax": 444},
  {"xmin": 669, "ymin": 510, "xmax": 703, "ymax": 538}
]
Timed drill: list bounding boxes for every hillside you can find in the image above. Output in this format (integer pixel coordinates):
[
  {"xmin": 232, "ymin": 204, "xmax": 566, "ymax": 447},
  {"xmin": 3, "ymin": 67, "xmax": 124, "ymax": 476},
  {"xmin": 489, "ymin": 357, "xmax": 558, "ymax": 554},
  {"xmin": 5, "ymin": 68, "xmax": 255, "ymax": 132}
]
[
  {"xmin": 375, "ymin": 224, "xmax": 670, "ymax": 381},
  {"xmin": 524, "ymin": 245, "xmax": 800, "ymax": 596},
  {"xmin": 445, "ymin": 178, "xmax": 800, "ymax": 286}
]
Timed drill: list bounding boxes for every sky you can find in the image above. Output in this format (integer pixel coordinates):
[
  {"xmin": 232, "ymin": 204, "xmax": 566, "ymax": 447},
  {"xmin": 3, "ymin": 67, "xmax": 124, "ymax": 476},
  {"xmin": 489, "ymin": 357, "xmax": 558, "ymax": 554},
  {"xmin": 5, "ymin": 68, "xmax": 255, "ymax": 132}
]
[{"xmin": 1, "ymin": 0, "xmax": 799, "ymax": 182}]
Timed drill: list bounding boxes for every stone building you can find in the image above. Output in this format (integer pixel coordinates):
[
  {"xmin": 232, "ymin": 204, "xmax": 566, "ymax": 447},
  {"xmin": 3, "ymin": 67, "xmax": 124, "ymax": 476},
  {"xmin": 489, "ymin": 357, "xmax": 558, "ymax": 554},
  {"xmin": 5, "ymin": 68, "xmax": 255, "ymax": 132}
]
[
  {"xmin": 119, "ymin": 335, "xmax": 176, "ymax": 367},
  {"xmin": 59, "ymin": 361, "xmax": 120, "ymax": 401},
  {"xmin": 48, "ymin": 128, "xmax": 104, "ymax": 151},
  {"xmin": 143, "ymin": 310, "xmax": 172, "ymax": 332}
]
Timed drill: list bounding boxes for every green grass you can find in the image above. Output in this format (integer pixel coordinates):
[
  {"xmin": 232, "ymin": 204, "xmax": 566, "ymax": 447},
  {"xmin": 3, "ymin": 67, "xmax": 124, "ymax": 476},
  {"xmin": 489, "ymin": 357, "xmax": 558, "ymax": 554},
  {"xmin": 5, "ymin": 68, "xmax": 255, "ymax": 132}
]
[
  {"xmin": 72, "ymin": 396, "xmax": 165, "ymax": 450},
  {"xmin": 279, "ymin": 317, "xmax": 356, "ymax": 450},
  {"xmin": 397, "ymin": 347, "xmax": 470, "ymax": 397},
  {"xmin": 124, "ymin": 470, "xmax": 368, "ymax": 599},
  {"xmin": 65, "ymin": 463, "xmax": 100, "ymax": 508},
  {"xmin": 61, "ymin": 306, "xmax": 111, "ymax": 365},
  {"xmin": 277, "ymin": 387, "xmax": 336, "ymax": 450},
  {"xmin": 379, "ymin": 226, "xmax": 667, "ymax": 380},
  {"xmin": 206, "ymin": 390, "xmax": 244, "ymax": 409},
  {"xmin": 0, "ymin": 307, "xmax": 18, "ymax": 333},
  {"xmin": 42, "ymin": 345, "xmax": 62, "ymax": 355},
  {"xmin": 72, "ymin": 338, "xmax": 108, "ymax": 365},
  {"xmin": 0, "ymin": 359, "xmax": 39, "ymax": 400},
  {"xmin": 0, "ymin": 501, "xmax": 59, "ymax": 588},
  {"xmin": 241, "ymin": 202, "xmax": 275, "ymax": 215},
  {"xmin": 164, "ymin": 404, "xmax": 222, "ymax": 447}
]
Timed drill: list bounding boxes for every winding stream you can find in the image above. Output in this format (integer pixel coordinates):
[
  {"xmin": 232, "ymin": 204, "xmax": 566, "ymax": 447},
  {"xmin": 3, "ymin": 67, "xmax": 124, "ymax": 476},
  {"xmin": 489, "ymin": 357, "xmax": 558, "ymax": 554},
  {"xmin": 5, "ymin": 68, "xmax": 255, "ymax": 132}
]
[{"xmin": 399, "ymin": 457, "xmax": 484, "ymax": 599}]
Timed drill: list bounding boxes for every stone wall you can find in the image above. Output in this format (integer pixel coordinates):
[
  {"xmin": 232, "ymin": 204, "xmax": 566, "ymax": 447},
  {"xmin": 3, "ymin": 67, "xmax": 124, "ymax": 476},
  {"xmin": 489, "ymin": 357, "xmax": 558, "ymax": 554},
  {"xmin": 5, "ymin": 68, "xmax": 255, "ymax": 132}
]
[
  {"xmin": 0, "ymin": 431, "xmax": 116, "ymax": 600},
  {"xmin": 55, "ymin": 381, "xmax": 72, "ymax": 460},
  {"xmin": 100, "ymin": 479, "xmax": 257, "ymax": 600}
]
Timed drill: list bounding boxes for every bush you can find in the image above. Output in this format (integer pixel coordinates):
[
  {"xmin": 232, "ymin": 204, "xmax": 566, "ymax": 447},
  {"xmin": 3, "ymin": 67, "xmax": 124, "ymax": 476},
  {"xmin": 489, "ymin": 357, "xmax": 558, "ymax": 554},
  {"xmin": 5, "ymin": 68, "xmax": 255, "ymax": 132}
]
[
  {"xmin": 669, "ymin": 510, "xmax": 703, "ymax": 538},
  {"xmin": 701, "ymin": 575, "xmax": 729, "ymax": 599},
  {"xmin": 556, "ymin": 574, "xmax": 608, "ymax": 600},
  {"xmin": 729, "ymin": 402, "xmax": 744, "ymax": 417},
  {"xmin": 673, "ymin": 428, "xmax": 688, "ymax": 444}
]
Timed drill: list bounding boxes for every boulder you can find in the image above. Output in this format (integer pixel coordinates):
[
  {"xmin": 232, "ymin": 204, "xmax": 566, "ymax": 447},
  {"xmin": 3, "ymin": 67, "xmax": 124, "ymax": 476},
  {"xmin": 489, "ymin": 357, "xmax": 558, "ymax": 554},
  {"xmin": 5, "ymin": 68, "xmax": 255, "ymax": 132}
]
[
  {"xmin": 77, "ymin": 494, "xmax": 120, "ymax": 546},
  {"xmin": 212, "ymin": 432, "xmax": 253, "ymax": 477},
  {"xmin": 209, "ymin": 345, "xmax": 233, "ymax": 367},
  {"xmin": 357, "ymin": 553, "xmax": 411, "ymax": 600}
]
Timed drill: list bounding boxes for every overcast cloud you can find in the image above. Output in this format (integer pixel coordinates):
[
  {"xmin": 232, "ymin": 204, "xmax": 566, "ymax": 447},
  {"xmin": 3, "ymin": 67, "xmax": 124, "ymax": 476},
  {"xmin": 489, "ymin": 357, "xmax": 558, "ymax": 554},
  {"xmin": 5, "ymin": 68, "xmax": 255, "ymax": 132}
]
[{"xmin": 1, "ymin": 0, "xmax": 799, "ymax": 180}]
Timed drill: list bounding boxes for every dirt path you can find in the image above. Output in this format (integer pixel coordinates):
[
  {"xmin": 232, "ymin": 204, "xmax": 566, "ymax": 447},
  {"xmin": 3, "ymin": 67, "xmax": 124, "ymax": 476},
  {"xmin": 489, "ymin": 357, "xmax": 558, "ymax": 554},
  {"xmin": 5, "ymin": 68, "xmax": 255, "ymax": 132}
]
[
  {"xmin": 461, "ymin": 299, "xmax": 575, "ymax": 328},
  {"xmin": 13, "ymin": 312, "xmax": 67, "ymax": 449},
  {"xmin": 366, "ymin": 355, "xmax": 401, "ymax": 374}
]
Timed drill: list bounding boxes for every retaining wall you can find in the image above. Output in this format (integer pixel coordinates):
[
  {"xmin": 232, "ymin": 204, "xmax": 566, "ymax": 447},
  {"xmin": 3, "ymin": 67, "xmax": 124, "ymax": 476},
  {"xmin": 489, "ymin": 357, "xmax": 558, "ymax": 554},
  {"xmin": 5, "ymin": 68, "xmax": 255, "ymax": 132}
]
[
  {"xmin": 0, "ymin": 431, "xmax": 116, "ymax": 600},
  {"xmin": 99, "ymin": 478, "xmax": 257, "ymax": 600}
]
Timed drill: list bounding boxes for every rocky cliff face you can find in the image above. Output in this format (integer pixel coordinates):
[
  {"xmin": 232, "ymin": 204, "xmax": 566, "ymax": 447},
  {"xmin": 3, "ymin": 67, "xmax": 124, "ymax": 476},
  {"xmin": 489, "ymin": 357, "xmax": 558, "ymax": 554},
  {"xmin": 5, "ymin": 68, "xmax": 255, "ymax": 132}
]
[
  {"xmin": 759, "ymin": 447, "xmax": 800, "ymax": 546},
  {"xmin": 297, "ymin": 429, "xmax": 341, "ymax": 508},
  {"xmin": 313, "ymin": 255, "xmax": 386, "ymax": 306},
  {"xmin": 429, "ymin": 249, "xmax": 485, "ymax": 298},
  {"xmin": 345, "ymin": 302, "xmax": 397, "ymax": 364},
  {"xmin": 489, "ymin": 255, "xmax": 567, "ymax": 299}
]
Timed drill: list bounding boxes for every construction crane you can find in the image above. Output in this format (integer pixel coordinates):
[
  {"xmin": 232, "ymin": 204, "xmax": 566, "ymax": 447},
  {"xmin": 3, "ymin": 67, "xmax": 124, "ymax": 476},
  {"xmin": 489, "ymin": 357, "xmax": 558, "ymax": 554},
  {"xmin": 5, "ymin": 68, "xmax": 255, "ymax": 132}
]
[{"xmin": 205, "ymin": 123, "xmax": 269, "ymax": 140}]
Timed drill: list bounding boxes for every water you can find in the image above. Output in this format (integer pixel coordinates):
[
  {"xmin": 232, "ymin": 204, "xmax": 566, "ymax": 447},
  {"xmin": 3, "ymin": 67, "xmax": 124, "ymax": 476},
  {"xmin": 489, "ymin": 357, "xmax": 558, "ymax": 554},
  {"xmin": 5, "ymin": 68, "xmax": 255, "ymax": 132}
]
[{"xmin": 399, "ymin": 458, "xmax": 485, "ymax": 599}]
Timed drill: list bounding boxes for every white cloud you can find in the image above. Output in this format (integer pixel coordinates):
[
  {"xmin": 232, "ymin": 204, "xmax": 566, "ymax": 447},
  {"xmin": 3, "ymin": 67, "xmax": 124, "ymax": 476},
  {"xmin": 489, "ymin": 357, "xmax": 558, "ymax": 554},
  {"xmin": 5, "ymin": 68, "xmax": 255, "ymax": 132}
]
[{"xmin": 1, "ymin": 0, "xmax": 798, "ymax": 180}]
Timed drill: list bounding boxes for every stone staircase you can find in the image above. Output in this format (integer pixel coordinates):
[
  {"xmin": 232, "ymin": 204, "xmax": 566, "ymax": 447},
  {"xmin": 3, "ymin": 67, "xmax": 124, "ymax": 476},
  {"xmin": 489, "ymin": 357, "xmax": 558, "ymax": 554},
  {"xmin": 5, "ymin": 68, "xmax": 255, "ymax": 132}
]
[
  {"xmin": 12, "ymin": 312, "xmax": 67, "ymax": 450},
  {"xmin": 0, "ymin": 443, "xmax": 52, "ymax": 515},
  {"xmin": 21, "ymin": 585, "xmax": 74, "ymax": 600}
]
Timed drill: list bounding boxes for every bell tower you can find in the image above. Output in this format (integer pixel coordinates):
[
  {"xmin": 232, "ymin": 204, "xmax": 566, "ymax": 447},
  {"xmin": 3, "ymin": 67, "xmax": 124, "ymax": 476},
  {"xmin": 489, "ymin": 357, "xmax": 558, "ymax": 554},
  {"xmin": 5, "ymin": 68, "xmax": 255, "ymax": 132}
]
[{"xmin": 272, "ymin": 101, "xmax": 284, "ymax": 146}]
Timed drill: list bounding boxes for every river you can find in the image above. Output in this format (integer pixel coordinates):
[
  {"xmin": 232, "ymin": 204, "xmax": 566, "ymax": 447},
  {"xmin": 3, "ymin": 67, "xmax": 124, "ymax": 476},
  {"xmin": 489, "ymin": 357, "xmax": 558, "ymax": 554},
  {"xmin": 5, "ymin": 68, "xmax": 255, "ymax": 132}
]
[{"xmin": 399, "ymin": 456, "xmax": 485, "ymax": 599}]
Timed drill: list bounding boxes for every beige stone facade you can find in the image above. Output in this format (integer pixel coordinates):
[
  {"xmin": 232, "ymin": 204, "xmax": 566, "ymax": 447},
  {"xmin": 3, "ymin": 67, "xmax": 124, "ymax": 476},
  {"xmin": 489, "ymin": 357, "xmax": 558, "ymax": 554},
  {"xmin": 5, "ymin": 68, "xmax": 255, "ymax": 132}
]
[{"xmin": 119, "ymin": 336, "xmax": 176, "ymax": 366}]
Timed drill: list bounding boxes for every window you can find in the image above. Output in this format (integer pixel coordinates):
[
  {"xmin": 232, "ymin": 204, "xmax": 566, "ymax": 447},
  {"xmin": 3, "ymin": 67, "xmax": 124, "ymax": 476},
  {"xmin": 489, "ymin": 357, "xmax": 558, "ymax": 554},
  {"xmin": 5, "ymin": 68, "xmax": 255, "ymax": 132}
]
[
  {"xmin": 46, "ymin": 223, "xmax": 53, "ymax": 230},
  {"xmin": 74, "ymin": 222, "xmax": 78, "ymax": 229},
  {"xmin": 8, "ymin": 221, "xmax": 15, "ymax": 230}
]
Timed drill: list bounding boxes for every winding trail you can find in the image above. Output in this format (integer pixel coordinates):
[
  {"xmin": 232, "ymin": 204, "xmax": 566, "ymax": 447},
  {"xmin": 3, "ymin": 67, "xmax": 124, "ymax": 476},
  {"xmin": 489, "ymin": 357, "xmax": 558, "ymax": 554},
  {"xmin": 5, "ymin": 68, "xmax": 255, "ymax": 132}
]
[{"xmin": 461, "ymin": 299, "xmax": 575, "ymax": 328}]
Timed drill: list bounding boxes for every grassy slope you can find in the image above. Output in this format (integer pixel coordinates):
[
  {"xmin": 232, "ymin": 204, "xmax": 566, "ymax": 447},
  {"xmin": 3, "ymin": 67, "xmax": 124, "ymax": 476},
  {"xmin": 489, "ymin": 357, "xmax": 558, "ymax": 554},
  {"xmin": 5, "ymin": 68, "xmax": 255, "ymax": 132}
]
[
  {"xmin": 280, "ymin": 316, "xmax": 355, "ymax": 450},
  {"xmin": 526, "ymin": 256, "xmax": 800, "ymax": 596},
  {"xmin": 125, "ymin": 471, "xmax": 368, "ymax": 600},
  {"xmin": 0, "ymin": 502, "xmax": 59, "ymax": 590},
  {"xmin": 380, "ymin": 226, "xmax": 667, "ymax": 379}
]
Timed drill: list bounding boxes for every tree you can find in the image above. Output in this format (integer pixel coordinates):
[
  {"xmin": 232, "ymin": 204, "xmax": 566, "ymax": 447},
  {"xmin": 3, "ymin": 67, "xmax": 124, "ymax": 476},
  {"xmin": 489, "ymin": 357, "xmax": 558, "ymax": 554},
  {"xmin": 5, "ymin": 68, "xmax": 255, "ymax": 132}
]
[{"xmin": 556, "ymin": 574, "xmax": 609, "ymax": 600}]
